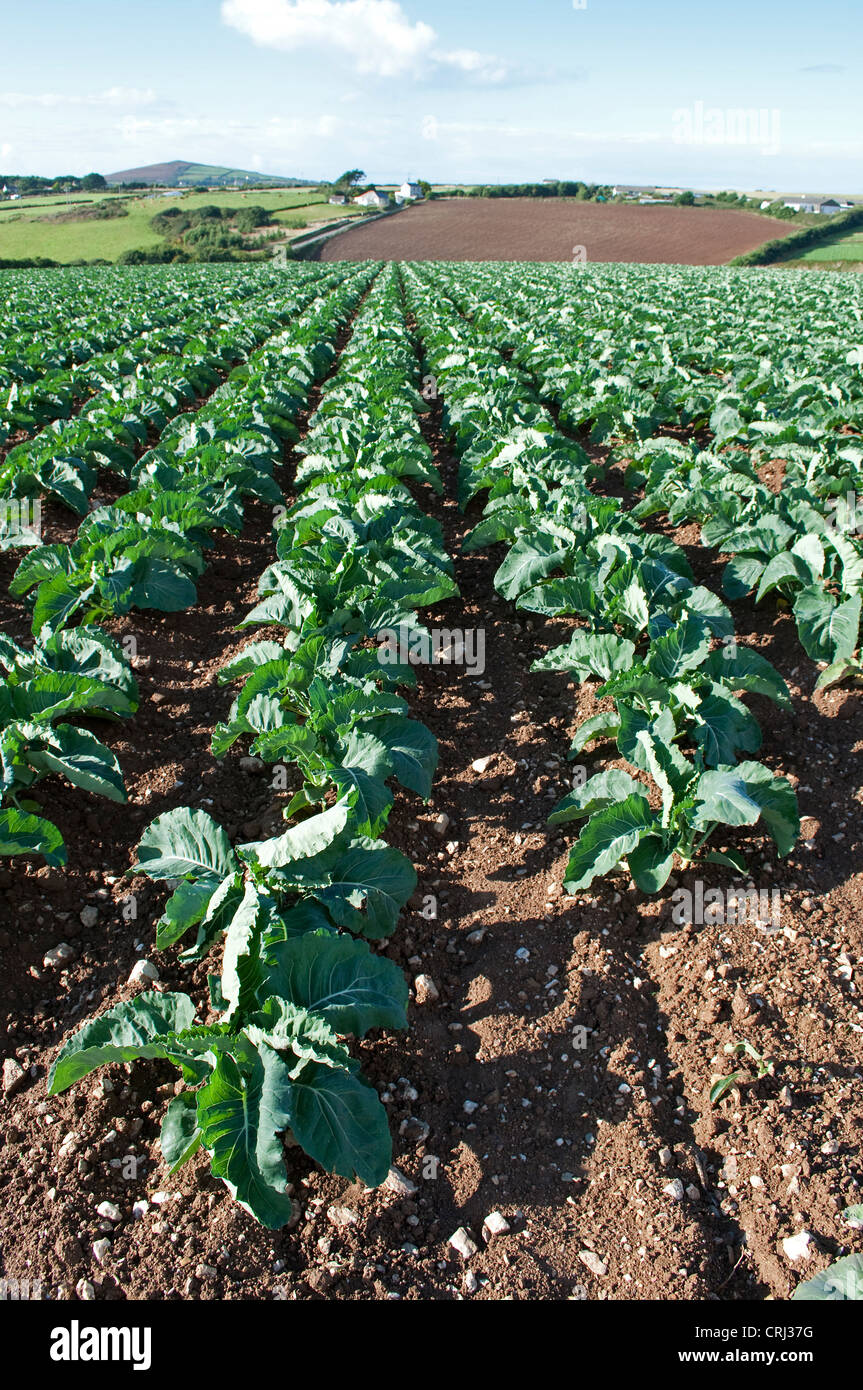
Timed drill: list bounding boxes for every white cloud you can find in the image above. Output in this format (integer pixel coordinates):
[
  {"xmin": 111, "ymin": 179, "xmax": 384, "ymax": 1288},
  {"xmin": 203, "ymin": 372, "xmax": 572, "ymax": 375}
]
[
  {"xmin": 1, "ymin": 142, "xmax": 12, "ymax": 160},
  {"xmin": 0, "ymin": 87, "xmax": 157, "ymax": 109},
  {"xmin": 799, "ymin": 63, "xmax": 844, "ymax": 74},
  {"xmin": 221, "ymin": 0, "xmax": 515, "ymax": 82},
  {"xmin": 434, "ymin": 48, "xmax": 510, "ymax": 84},
  {"xmin": 117, "ymin": 112, "xmax": 349, "ymax": 143}
]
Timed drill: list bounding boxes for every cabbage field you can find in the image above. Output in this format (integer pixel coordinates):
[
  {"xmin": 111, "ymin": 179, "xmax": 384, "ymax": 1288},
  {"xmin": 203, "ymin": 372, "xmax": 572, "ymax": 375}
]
[{"xmin": 1, "ymin": 260, "xmax": 861, "ymax": 1303}]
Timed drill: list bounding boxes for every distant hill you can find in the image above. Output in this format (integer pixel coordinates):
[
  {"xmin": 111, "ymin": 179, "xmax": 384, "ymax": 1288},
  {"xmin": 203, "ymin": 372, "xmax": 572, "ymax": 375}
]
[{"xmin": 105, "ymin": 159, "xmax": 312, "ymax": 188}]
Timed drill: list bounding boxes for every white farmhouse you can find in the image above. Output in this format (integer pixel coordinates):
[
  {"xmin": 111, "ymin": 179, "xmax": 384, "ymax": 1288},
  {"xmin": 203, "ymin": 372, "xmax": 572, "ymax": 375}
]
[
  {"xmin": 782, "ymin": 196, "xmax": 845, "ymax": 214},
  {"xmin": 353, "ymin": 189, "xmax": 391, "ymax": 209},
  {"xmin": 397, "ymin": 180, "xmax": 423, "ymax": 202}
]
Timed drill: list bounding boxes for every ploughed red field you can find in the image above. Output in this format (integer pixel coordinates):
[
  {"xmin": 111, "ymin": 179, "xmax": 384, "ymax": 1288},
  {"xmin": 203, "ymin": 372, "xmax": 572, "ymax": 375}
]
[{"xmin": 319, "ymin": 197, "xmax": 794, "ymax": 265}]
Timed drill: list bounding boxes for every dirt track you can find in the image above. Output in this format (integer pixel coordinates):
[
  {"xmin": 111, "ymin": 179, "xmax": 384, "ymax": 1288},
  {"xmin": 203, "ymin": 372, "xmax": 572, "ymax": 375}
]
[{"xmin": 319, "ymin": 199, "xmax": 794, "ymax": 265}]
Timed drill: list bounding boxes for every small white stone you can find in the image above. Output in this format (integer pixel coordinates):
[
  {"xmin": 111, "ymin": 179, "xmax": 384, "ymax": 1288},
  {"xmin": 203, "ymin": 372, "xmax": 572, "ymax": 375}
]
[
  {"xmin": 92, "ymin": 1238, "xmax": 111, "ymax": 1265},
  {"xmin": 578, "ymin": 1249, "xmax": 608, "ymax": 1276},
  {"xmin": 515, "ymin": 947, "xmax": 530, "ymax": 962},
  {"xmin": 96, "ymin": 1200, "xmax": 121, "ymax": 1223},
  {"xmin": 463, "ymin": 1099, "xmax": 479, "ymax": 1115},
  {"xmin": 663, "ymin": 1179, "xmax": 685, "ymax": 1202},
  {"xmin": 128, "ymin": 959, "xmax": 159, "ymax": 986},
  {"xmin": 782, "ymin": 1231, "xmax": 812, "ymax": 1262},
  {"xmin": 327, "ymin": 1205, "xmax": 358, "ymax": 1229},
  {"xmin": 821, "ymin": 1140, "xmax": 840, "ymax": 1155},
  {"xmin": 470, "ymin": 756, "xmax": 495, "ymax": 773},
  {"xmin": 2, "ymin": 1058, "xmax": 27, "ymax": 1096},
  {"xmin": 482, "ymin": 1211, "xmax": 511, "ymax": 1240},
  {"xmin": 658, "ymin": 1147, "xmax": 673, "ymax": 1168},
  {"xmin": 413, "ymin": 973, "xmax": 439, "ymax": 1005},
  {"xmin": 43, "ymin": 943, "xmax": 75, "ymax": 969},
  {"xmin": 132, "ymin": 1200, "xmax": 149, "ymax": 1219},
  {"xmin": 432, "ymin": 813, "xmax": 450, "ymax": 837},
  {"xmin": 384, "ymin": 1166, "xmax": 418, "ymax": 1197},
  {"xmin": 149, "ymin": 1190, "xmax": 172, "ymax": 1206},
  {"xmin": 79, "ymin": 906, "xmax": 99, "ymax": 929},
  {"xmin": 449, "ymin": 1227, "xmax": 479, "ymax": 1260},
  {"xmin": 58, "ymin": 1130, "xmax": 79, "ymax": 1157},
  {"xmin": 463, "ymin": 1270, "xmax": 479, "ymax": 1293},
  {"xmin": 239, "ymin": 756, "xmax": 265, "ymax": 773},
  {"xmin": 76, "ymin": 1279, "xmax": 96, "ymax": 1301}
]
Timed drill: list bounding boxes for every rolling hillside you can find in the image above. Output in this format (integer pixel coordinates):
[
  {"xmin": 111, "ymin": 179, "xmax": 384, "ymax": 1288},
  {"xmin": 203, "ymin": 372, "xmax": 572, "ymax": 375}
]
[{"xmin": 105, "ymin": 159, "xmax": 311, "ymax": 187}]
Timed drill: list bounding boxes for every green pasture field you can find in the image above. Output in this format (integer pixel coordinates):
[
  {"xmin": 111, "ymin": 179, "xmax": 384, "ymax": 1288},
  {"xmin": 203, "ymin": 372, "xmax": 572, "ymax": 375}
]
[
  {"xmin": 0, "ymin": 187, "xmax": 356, "ymax": 262},
  {"xmin": 799, "ymin": 230, "xmax": 863, "ymax": 262}
]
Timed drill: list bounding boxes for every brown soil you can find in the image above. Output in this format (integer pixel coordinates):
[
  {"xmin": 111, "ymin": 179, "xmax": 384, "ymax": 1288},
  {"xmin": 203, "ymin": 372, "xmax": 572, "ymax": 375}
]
[
  {"xmin": 0, "ymin": 308, "xmax": 861, "ymax": 1305},
  {"xmin": 319, "ymin": 199, "xmax": 797, "ymax": 266}
]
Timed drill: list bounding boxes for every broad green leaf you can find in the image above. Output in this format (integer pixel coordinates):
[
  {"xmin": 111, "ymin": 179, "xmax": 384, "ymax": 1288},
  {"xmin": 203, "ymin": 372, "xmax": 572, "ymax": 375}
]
[
  {"xmin": 284, "ymin": 838, "xmax": 416, "ymax": 939},
  {"xmin": 196, "ymin": 1047, "xmax": 298, "ymax": 1230},
  {"xmin": 133, "ymin": 807, "xmax": 236, "ymax": 884},
  {"xmin": 549, "ymin": 769, "xmax": 642, "ymax": 825},
  {"xmin": 0, "ymin": 806, "xmax": 66, "ymax": 865},
  {"xmin": 563, "ymin": 793, "xmax": 656, "ymax": 893},
  {"xmin": 47, "ymin": 992, "xmax": 198, "ymax": 1093},
  {"xmin": 693, "ymin": 686, "xmax": 762, "ymax": 766},
  {"xmin": 160, "ymin": 1093, "xmax": 202, "ymax": 1173},
  {"xmin": 646, "ymin": 613, "xmax": 711, "ymax": 680},
  {"xmin": 693, "ymin": 761, "xmax": 799, "ymax": 856},
  {"xmin": 129, "ymin": 558, "xmax": 197, "ymax": 612},
  {"xmin": 532, "ymin": 632, "xmax": 635, "ymax": 681},
  {"xmin": 264, "ymin": 932, "xmax": 408, "ymax": 1036},
  {"xmin": 156, "ymin": 879, "xmax": 217, "ymax": 951},
  {"xmin": 495, "ymin": 532, "xmax": 568, "ymax": 601},
  {"xmin": 627, "ymin": 834, "xmax": 674, "ymax": 893},
  {"xmin": 27, "ymin": 724, "xmax": 126, "ymax": 802},
  {"xmin": 814, "ymin": 655, "xmax": 863, "ymax": 691},
  {"xmin": 792, "ymin": 1254, "xmax": 863, "ymax": 1301},
  {"xmin": 570, "ymin": 710, "xmax": 621, "ymax": 756},
  {"xmin": 370, "ymin": 715, "xmax": 437, "ymax": 799},
  {"xmin": 241, "ymin": 797, "xmax": 351, "ymax": 869},
  {"xmin": 286, "ymin": 1057, "xmax": 392, "ymax": 1188},
  {"xmin": 794, "ymin": 586, "xmax": 861, "ymax": 664},
  {"xmin": 702, "ymin": 645, "xmax": 790, "ymax": 705}
]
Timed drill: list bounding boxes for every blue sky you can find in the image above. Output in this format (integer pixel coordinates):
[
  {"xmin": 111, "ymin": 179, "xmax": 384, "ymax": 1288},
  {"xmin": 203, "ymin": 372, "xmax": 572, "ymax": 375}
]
[{"xmin": 0, "ymin": 0, "xmax": 860, "ymax": 190}]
